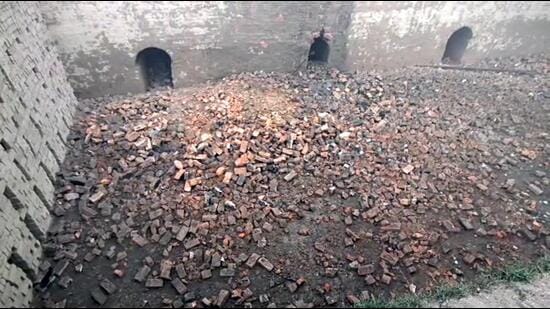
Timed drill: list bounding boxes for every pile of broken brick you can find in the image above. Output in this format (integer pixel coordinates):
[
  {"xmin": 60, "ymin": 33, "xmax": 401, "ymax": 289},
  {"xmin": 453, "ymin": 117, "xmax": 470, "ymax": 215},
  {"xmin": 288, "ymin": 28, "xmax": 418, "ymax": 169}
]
[{"xmin": 37, "ymin": 57, "xmax": 549, "ymax": 308}]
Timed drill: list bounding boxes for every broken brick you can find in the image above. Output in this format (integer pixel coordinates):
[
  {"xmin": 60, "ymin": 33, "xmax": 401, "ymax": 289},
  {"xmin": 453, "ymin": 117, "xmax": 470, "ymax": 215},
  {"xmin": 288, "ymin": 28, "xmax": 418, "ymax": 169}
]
[
  {"xmin": 134, "ymin": 265, "xmax": 151, "ymax": 283},
  {"xmin": 175, "ymin": 264, "xmax": 187, "ymax": 279},
  {"xmin": 258, "ymin": 257, "xmax": 274, "ymax": 271},
  {"xmin": 91, "ymin": 289, "xmax": 108, "ymax": 305},
  {"xmin": 184, "ymin": 238, "xmax": 200, "ymax": 250},
  {"xmin": 89, "ymin": 191, "xmax": 105, "ymax": 203},
  {"xmin": 286, "ymin": 282, "xmax": 298, "ymax": 293},
  {"xmin": 171, "ymin": 278, "xmax": 187, "ymax": 295},
  {"xmin": 201, "ymin": 269, "xmax": 212, "ymax": 279},
  {"xmin": 402, "ymin": 164, "xmax": 414, "ymax": 174},
  {"xmin": 132, "ymin": 234, "xmax": 149, "ymax": 247},
  {"xmin": 99, "ymin": 279, "xmax": 117, "ymax": 294},
  {"xmin": 160, "ymin": 260, "xmax": 173, "ymax": 280},
  {"xmin": 380, "ymin": 251, "xmax": 399, "ymax": 266},
  {"xmin": 459, "ymin": 217, "xmax": 474, "ymax": 230},
  {"xmin": 246, "ymin": 253, "xmax": 260, "ymax": 268},
  {"xmin": 463, "ymin": 254, "xmax": 477, "ymax": 265},
  {"xmin": 216, "ymin": 290, "xmax": 230, "ymax": 307},
  {"xmin": 347, "ymin": 294, "xmax": 360, "ymax": 305},
  {"xmin": 284, "ymin": 170, "xmax": 298, "ymax": 181},
  {"xmin": 145, "ymin": 278, "xmax": 164, "ymax": 288},
  {"xmin": 365, "ymin": 275, "xmax": 376, "ymax": 285},
  {"xmin": 357, "ymin": 264, "xmax": 375, "ymax": 276}
]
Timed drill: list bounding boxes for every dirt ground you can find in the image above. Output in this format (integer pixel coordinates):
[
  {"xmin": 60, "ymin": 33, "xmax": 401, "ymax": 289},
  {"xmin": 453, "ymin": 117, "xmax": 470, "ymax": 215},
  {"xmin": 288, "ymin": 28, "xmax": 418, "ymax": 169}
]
[
  {"xmin": 35, "ymin": 55, "xmax": 549, "ymax": 308},
  {"xmin": 433, "ymin": 274, "xmax": 550, "ymax": 308}
]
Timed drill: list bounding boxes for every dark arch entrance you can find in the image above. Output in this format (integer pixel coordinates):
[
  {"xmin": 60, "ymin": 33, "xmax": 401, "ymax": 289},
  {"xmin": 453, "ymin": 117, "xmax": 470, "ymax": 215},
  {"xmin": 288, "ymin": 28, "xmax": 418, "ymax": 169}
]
[
  {"xmin": 136, "ymin": 47, "xmax": 174, "ymax": 91},
  {"xmin": 308, "ymin": 29, "xmax": 330, "ymax": 63},
  {"xmin": 442, "ymin": 26, "xmax": 473, "ymax": 65}
]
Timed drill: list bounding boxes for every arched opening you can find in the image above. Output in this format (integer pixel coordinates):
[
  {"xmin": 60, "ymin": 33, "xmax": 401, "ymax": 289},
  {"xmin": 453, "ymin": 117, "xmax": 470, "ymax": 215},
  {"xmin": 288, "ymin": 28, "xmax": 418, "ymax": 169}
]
[
  {"xmin": 136, "ymin": 47, "xmax": 173, "ymax": 91},
  {"xmin": 308, "ymin": 29, "xmax": 330, "ymax": 64},
  {"xmin": 442, "ymin": 26, "xmax": 473, "ymax": 65}
]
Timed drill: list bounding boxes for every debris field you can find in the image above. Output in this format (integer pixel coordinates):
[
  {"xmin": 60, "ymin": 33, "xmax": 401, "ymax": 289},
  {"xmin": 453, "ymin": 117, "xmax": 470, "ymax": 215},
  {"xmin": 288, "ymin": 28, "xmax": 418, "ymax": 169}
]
[{"xmin": 36, "ymin": 55, "xmax": 549, "ymax": 308}]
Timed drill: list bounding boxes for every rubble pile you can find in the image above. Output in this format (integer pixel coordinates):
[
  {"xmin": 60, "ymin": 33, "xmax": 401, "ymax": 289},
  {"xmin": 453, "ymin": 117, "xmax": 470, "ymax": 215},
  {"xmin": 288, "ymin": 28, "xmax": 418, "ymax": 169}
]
[
  {"xmin": 37, "ymin": 56, "xmax": 549, "ymax": 308},
  {"xmin": 475, "ymin": 52, "xmax": 550, "ymax": 74}
]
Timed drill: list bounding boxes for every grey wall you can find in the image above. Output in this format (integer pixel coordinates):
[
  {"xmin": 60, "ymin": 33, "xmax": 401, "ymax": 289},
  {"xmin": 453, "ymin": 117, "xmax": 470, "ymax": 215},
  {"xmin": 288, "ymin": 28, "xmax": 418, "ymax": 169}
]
[
  {"xmin": 41, "ymin": 1, "xmax": 353, "ymax": 98},
  {"xmin": 39, "ymin": 1, "xmax": 550, "ymax": 99},
  {"xmin": 41, "ymin": 1, "xmax": 550, "ymax": 99},
  {"xmin": 346, "ymin": 1, "xmax": 550, "ymax": 70},
  {"xmin": 0, "ymin": 2, "xmax": 78, "ymax": 307}
]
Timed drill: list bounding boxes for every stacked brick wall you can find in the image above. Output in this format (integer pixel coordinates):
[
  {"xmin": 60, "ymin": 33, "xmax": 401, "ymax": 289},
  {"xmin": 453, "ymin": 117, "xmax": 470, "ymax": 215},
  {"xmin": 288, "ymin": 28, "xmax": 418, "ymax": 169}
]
[{"xmin": 0, "ymin": 2, "xmax": 77, "ymax": 307}]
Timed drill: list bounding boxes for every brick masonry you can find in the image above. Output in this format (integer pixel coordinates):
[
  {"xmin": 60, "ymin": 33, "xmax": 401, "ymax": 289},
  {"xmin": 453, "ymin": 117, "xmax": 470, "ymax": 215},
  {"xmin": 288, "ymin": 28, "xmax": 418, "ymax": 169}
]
[
  {"xmin": 0, "ymin": 2, "xmax": 77, "ymax": 307},
  {"xmin": 41, "ymin": 1, "xmax": 550, "ymax": 98},
  {"xmin": 40, "ymin": 1, "xmax": 355, "ymax": 98},
  {"xmin": 346, "ymin": 1, "xmax": 550, "ymax": 71}
]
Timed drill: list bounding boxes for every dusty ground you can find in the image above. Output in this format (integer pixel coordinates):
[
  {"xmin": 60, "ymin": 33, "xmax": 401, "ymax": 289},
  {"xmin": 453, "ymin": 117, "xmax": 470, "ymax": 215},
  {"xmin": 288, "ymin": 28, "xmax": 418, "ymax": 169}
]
[
  {"xmin": 35, "ymin": 55, "xmax": 549, "ymax": 308},
  {"xmin": 433, "ymin": 274, "xmax": 550, "ymax": 308}
]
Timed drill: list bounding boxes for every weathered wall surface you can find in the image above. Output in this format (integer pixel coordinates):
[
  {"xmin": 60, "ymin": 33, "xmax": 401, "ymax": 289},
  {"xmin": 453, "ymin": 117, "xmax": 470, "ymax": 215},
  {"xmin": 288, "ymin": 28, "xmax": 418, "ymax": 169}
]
[
  {"xmin": 346, "ymin": 1, "xmax": 550, "ymax": 70},
  {"xmin": 0, "ymin": 2, "xmax": 78, "ymax": 307},
  {"xmin": 41, "ymin": 1, "xmax": 353, "ymax": 98},
  {"xmin": 40, "ymin": 1, "xmax": 550, "ymax": 98}
]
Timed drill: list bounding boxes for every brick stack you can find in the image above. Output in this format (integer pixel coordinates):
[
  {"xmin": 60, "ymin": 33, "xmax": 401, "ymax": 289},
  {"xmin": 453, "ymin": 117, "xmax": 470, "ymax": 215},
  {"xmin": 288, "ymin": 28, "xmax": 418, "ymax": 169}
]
[{"xmin": 0, "ymin": 2, "xmax": 77, "ymax": 307}]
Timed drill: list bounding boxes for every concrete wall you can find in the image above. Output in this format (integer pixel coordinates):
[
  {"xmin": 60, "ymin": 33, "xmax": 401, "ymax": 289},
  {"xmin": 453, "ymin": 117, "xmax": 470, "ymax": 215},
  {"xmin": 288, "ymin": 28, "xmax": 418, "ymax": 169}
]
[
  {"xmin": 41, "ymin": 1, "xmax": 353, "ymax": 98},
  {"xmin": 0, "ymin": 2, "xmax": 78, "ymax": 307},
  {"xmin": 346, "ymin": 1, "xmax": 550, "ymax": 70}
]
